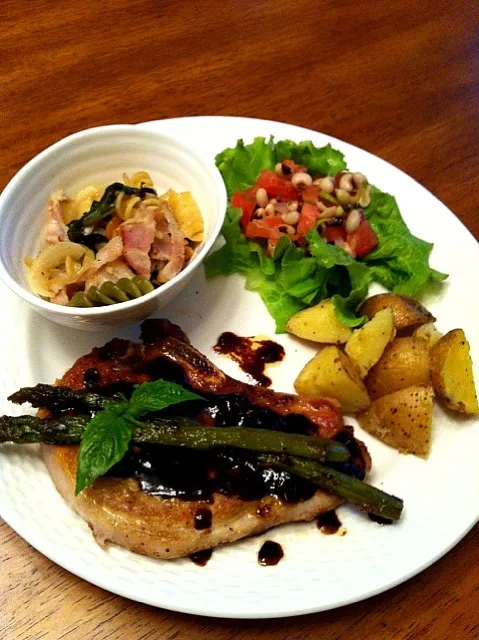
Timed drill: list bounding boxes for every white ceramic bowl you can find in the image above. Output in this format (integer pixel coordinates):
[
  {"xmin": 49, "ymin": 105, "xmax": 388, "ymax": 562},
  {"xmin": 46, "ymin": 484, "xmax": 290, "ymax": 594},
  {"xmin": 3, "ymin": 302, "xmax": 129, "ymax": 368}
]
[{"xmin": 0, "ymin": 125, "xmax": 227, "ymax": 330}]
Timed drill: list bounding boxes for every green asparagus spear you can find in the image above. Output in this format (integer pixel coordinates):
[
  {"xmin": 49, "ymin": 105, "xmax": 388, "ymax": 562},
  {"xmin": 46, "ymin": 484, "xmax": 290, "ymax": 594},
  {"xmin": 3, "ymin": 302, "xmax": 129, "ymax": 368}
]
[
  {"xmin": 135, "ymin": 423, "xmax": 350, "ymax": 463},
  {"xmin": 0, "ymin": 414, "xmax": 87, "ymax": 444},
  {"xmin": 8, "ymin": 384, "xmax": 113, "ymax": 413},
  {"xmin": 0, "ymin": 415, "xmax": 350, "ymax": 463},
  {"xmin": 0, "ymin": 415, "xmax": 404, "ymax": 518},
  {"xmin": 258, "ymin": 454, "xmax": 403, "ymax": 520}
]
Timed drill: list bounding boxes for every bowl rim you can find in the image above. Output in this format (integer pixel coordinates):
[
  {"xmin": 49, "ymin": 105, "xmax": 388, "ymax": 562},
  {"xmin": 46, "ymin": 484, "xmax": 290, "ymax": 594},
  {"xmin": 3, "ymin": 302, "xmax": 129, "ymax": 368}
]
[{"xmin": 0, "ymin": 124, "xmax": 227, "ymax": 316}]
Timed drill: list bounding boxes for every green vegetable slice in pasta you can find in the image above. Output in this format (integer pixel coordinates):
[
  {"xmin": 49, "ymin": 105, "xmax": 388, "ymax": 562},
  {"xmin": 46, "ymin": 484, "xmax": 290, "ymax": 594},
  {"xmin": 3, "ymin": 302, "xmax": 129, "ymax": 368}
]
[{"xmin": 69, "ymin": 276, "xmax": 154, "ymax": 307}]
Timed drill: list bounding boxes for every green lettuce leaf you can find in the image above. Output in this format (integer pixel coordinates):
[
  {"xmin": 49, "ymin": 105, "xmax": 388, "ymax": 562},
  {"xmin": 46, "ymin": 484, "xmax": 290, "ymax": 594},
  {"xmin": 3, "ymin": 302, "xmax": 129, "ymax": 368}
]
[
  {"xmin": 215, "ymin": 137, "xmax": 277, "ymax": 194},
  {"xmin": 274, "ymin": 140, "xmax": 347, "ymax": 175},
  {"xmin": 308, "ymin": 229, "xmax": 370, "ymax": 326},
  {"xmin": 205, "ymin": 137, "xmax": 447, "ymax": 332},
  {"xmin": 215, "ymin": 137, "xmax": 347, "ymax": 195},
  {"xmin": 245, "ymin": 241, "xmax": 329, "ymax": 332},
  {"xmin": 363, "ymin": 188, "xmax": 447, "ymax": 294}
]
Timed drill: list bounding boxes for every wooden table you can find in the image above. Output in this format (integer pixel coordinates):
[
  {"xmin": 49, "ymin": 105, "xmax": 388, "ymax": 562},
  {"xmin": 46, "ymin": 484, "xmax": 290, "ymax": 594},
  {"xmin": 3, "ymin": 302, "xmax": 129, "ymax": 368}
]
[{"xmin": 1, "ymin": 0, "xmax": 478, "ymax": 637}]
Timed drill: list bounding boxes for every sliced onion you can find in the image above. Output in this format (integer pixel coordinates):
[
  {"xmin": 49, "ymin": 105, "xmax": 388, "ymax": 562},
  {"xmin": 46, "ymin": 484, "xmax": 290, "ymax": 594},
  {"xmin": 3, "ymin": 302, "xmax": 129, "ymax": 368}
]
[{"xmin": 273, "ymin": 202, "xmax": 289, "ymax": 215}]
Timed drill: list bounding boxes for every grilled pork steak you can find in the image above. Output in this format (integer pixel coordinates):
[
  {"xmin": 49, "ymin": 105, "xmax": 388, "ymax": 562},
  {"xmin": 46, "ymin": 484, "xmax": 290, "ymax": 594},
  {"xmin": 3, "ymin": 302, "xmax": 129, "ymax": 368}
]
[{"xmin": 42, "ymin": 319, "xmax": 369, "ymax": 559}]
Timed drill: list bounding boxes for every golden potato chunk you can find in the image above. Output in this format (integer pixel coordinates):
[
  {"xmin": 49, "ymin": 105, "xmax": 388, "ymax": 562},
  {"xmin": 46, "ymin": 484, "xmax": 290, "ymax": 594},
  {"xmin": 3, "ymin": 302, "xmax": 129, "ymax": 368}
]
[
  {"xmin": 358, "ymin": 294, "xmax": 435, "ymax": 330},
  {"xmin": 286, "ymin": 300, "xmax": 352, "ymax": 344},
  {"xmin": 430, "ymin": 329, "xmax": 479, "ymax": 415},
  {"xmin": 413, "ymin": 323, "xmax": 443, "ymax": 348},
  {"xmin": 345, "ymin": 308, "xmax": 395, "ymax": 378},
  {"xmin": 366, "ymin": 337, "xmax": 430, "ymax": 400},
  {"xmin": 294, "ymin": 346, "xmax": 370, "ymax": 414},
  {"xmin": 357, "ymin": 385, "xmax": 434, "ymax": 458}
]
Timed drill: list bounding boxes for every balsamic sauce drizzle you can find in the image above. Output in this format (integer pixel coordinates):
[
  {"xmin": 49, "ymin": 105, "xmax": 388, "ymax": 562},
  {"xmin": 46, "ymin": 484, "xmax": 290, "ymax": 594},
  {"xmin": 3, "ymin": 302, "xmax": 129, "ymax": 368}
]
[
  {"xmin": 368, "ymin": 513, "xmax": 393, "ymax": 525},
  {"xmin": 317, "ymin": 510, "xmax": 342, "ymax": 535},
  {"xmin": 213, "ymin": 332, "xmax": 285, "ymax": 387},
  {"xmin": 190, "ymin": 548, "xmax": 213, "ymax": 566},
  {"xmin": 258, "ymin": 541, "xmax": 284, "ymax": 566},
  {"xmin": 194, "ymin": 508, "xmax": 212, "ymax": 530}
]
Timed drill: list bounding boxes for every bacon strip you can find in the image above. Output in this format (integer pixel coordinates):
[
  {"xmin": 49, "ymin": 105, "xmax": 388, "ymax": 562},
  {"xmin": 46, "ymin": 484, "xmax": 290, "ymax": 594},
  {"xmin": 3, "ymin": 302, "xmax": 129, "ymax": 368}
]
[
  {"xmin": 121, "ymin": 205, "xmax": 156, "ymax": 277},
  {"xmin": 93, "ymin": 235, "xmax": 123, "ymax": 268},
  {"xmin": 45, "ymin": 193, "xmax": 68, "ymax": 243}
]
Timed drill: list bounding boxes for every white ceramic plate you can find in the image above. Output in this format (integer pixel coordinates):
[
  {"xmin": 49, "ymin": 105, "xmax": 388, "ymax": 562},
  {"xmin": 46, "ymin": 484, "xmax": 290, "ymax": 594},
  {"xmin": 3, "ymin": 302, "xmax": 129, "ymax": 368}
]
[{"xmin": 0, "ymin": 116, "xmax": 478, "ymax": 619}]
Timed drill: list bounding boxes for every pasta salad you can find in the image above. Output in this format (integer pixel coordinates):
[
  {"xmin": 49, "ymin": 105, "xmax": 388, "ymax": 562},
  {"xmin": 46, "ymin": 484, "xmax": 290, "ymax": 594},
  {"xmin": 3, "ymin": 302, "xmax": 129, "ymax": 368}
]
[{"xmin": 25, "ymin": 172, "xmax": 204, "ymax": 306}]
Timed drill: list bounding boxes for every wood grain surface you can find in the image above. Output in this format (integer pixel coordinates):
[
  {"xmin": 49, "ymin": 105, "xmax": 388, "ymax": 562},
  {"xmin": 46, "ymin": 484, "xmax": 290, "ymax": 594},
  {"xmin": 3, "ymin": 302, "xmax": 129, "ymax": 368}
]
[{"xmin": 1, "ymin": 0, "xmax": 478, "ymax": 638}]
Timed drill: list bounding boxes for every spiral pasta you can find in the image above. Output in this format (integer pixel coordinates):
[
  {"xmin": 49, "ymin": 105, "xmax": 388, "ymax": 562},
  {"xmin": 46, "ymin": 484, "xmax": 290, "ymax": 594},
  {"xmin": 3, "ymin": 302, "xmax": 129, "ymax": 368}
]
[
  {"xmin": 61, "ymin": 185, "xmax": 104, "ymax": 224},
  {"xmin": 69, "ymin": 276, "xmax": 154, "ymax": 307},
  {"xmin": 27, "ymin": 243, "xmax": 95, "ymax": 298},
  {"xmin": 123, "ymin": 171, "xmax": 154, "ymax": 189},
  {"xmin": 114, "ymin": 172, "xmax": 164, "ymax": 220}
]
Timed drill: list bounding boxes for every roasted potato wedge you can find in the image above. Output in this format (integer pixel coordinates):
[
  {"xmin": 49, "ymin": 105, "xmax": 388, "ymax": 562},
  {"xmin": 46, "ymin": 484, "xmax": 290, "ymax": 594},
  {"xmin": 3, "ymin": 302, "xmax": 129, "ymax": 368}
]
[
  {"xmin": 357, "ymin": 385, "xmax": 434, "ymax": 458},
  {"xmin": 430, "ymin": 329, "xmax": 479, "ymax": 414},
  {"xmin": 345, "ymin": 308, "xmax": 395, "ymax": 378},
  {"xmin": 294, "ymin": 346, "xmax": 370, "ymax": 413},
  {"xmin": 366, "ymin": 337, "xmax": 430, "ymax": 400},
  {"xmin": 286, "ymin": 299, "xmax": 352, "ymax": 344},
  {"xmin": 358, "ymin": 294, "xmax": 435, "ymax": 330},
  {"xmin": 413, "ymin": 323, "xmax": 443, "ymax": 348}
]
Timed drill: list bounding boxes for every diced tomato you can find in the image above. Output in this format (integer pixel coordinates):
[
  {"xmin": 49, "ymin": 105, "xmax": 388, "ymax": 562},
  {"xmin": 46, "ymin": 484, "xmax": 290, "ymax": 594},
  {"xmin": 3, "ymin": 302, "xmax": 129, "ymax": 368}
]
[
  {"xmin": 245, "ymin": 216, "xmax": 285, "ymax": 240},
  {"xmin": 325, "ymin": 225, "xmax": 347, "ymax": 244},
  {"xmin": 261, "ymin": 216, "xmax": 286, "ymax": 228},
  {"xmin": 257, "ymin": 170, "xmax": 299, "ymax": 200},
  {"xmin": 303, "ymin": 185, "xmax": 339, "ymax": 207},
  {"xmin": 280, "ymin": 159, "xmax": 307, "ymax": 175},
  {"xmin": 347, "ymin": 220, "xmax": 378, "ymax": 258},
  {"xmin": 301, "ymin": 185, "xmax": 320, "ymax": 204},
  {"xmin": 243, "ymin": 185, "xmax": 259, "ymax": 198},
  {"xmin": 297, "ymin": 203, "xmax": 318, "ymax": 236},
  {"xmin": 231, "ymin": 191, "xmax": 256, "ymax": 230}
]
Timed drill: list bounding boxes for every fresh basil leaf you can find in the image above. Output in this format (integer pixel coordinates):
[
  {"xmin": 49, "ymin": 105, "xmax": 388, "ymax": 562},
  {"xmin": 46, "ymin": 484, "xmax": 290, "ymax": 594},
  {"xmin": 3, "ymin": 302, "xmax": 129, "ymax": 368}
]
[
  {"xmin": 75, "ymin": 380, "xmax": 202, "ymax": 494},
  {"xmin": 75, "ymin": 407, "xmax": 132, "ymax": 495},
  {"xmin": 127, "ymin": 379, "xmax": 202, "ymax": 419}
]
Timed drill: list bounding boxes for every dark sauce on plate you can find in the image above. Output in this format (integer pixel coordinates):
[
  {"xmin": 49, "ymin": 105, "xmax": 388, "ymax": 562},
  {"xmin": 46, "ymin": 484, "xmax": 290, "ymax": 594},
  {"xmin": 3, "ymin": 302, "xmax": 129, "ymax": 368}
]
[
  {"xmin": 213, "ymin": 332, "xmax": 285, "ymax": 387},
  {"xmin": 317, "ymin": 510, "xmax": 342, "ymax": 535},
  {"xmin": 368, "ymin": 513, "xmax": 393, "ymax": 525},
  {"xmin": 194, "ymin": 508, "xmax": 213, "ymax": 530},
  {"xmin": 258, "ymin": 541, "xmax": 284, "ymax": 566},
  {"xmin": 190, "ymin": 548, "xmax": 213, "ymax": 566}
]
